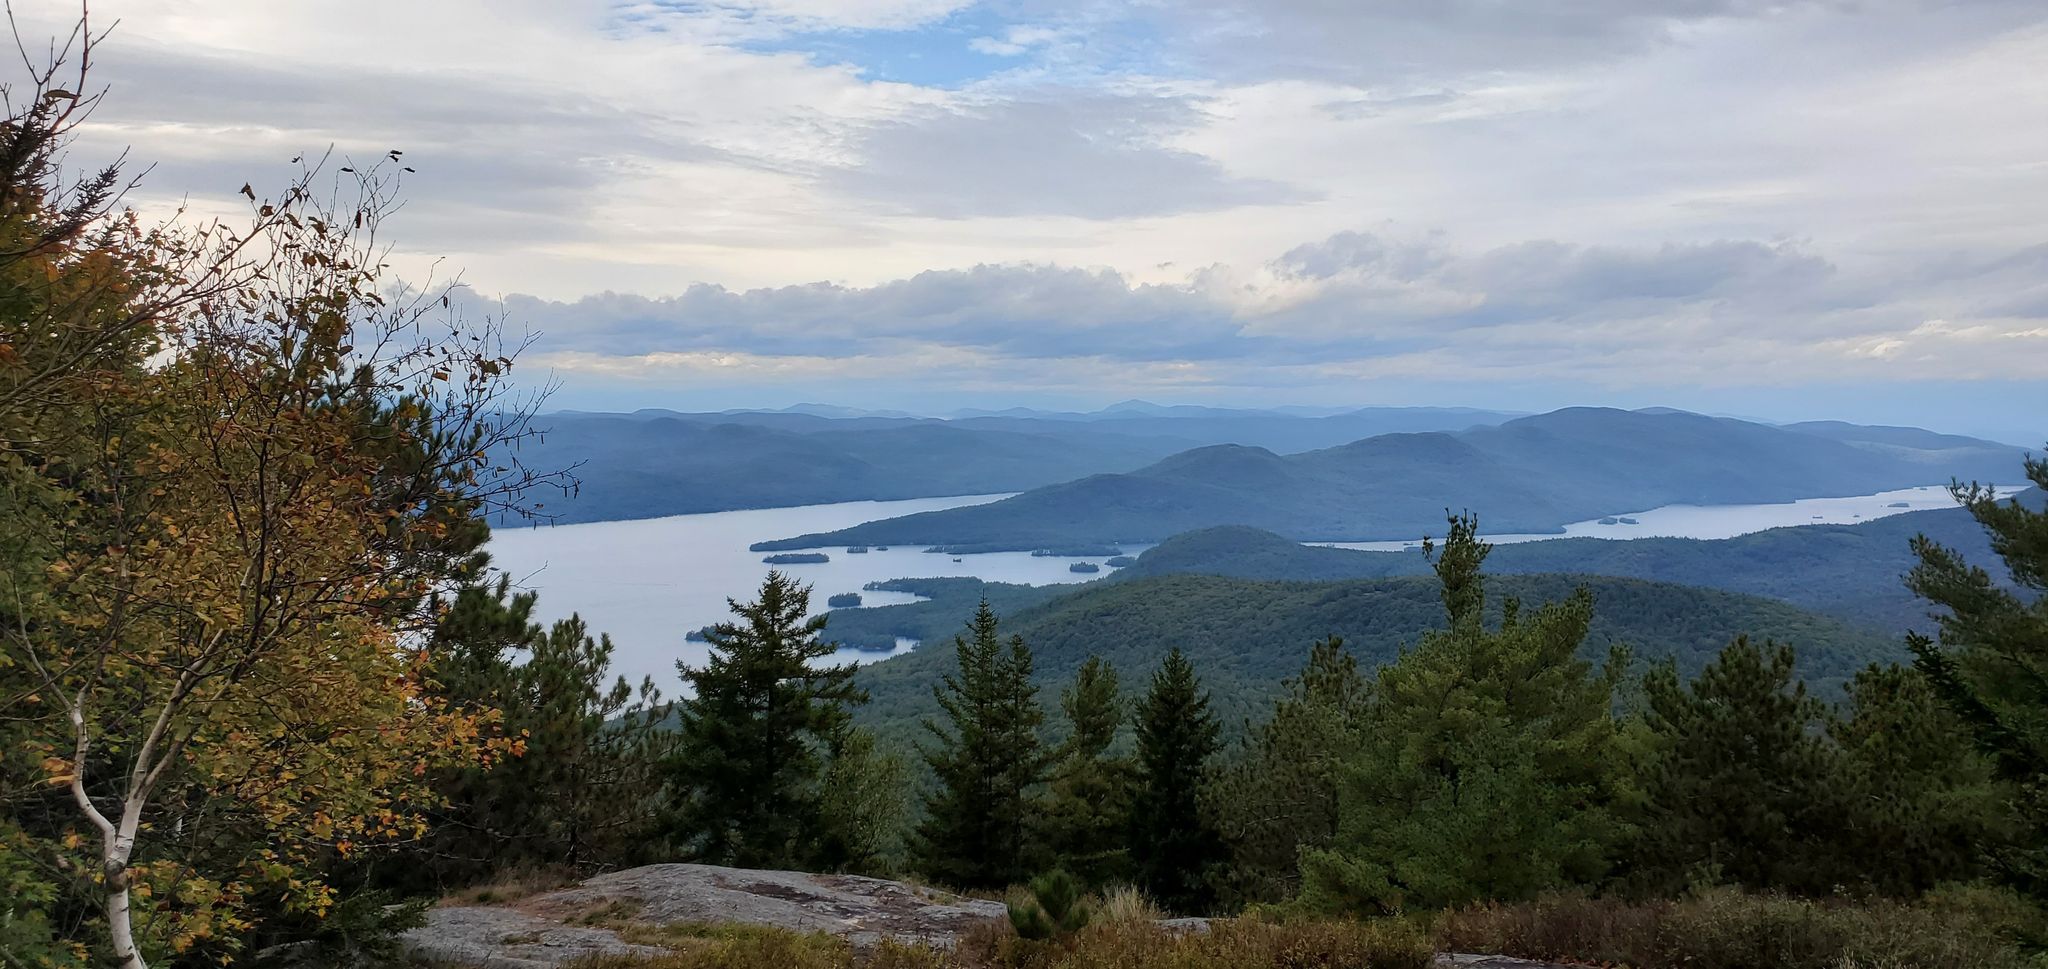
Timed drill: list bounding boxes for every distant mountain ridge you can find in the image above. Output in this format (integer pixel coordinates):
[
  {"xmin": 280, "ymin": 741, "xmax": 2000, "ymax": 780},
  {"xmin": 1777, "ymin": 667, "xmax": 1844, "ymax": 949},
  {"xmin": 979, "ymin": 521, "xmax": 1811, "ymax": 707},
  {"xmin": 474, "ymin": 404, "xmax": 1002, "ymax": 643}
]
[
  {"xmin": 755, "ymin": 407, "xmax": 2024, "ymax": 550},
  {"xmin": 497, "ymin": 404, "xmax": 1523, "ymax": 524}
]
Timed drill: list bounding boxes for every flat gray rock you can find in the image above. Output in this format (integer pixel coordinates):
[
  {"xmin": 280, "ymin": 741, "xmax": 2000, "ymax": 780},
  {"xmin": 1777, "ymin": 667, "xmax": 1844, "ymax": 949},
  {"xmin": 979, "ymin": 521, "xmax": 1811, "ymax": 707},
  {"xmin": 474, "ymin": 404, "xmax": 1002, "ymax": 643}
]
[
  {"xmin": 399, "ymin": 906, "xmax": 670, "ymax": 969},
  {"xmin": 1435, "ymin": 955, "xmax": 1584, "ymax": 969},
  {"xmin": 402, "ymin": 863, "xmax": 1006, "ymax": 966}
]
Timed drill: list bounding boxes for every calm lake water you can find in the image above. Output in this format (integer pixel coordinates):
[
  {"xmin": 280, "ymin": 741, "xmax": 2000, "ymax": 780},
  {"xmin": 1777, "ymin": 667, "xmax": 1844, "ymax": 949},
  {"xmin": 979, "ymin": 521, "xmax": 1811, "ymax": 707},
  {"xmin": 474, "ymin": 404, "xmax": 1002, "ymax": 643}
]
[
  {"xmin": 1314, "ymin": 484, "xmax": 1985, "ymax": 551},
  {"xmin": 488, "ymin": 484, "xmax": 1992, "ymax": 693},
  {"xmin": 487, "ymin": 493, "xmax": 1131, "ymax": 694}
]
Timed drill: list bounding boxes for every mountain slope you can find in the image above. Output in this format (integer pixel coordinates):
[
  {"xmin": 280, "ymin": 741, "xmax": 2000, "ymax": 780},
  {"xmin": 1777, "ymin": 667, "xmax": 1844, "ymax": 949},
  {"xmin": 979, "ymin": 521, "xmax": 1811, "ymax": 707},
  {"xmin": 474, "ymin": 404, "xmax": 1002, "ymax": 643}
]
[
  {"xmin": 760, "ymin": 408, "xmax": 2022, "ymax": 550},
  {"xmin": 839, "ymin": 572, "xmax": 1904, "ymax": 740},
  {"xmin": 501, "ymin": 405, "xmax": 1522, "ymax": 523}
]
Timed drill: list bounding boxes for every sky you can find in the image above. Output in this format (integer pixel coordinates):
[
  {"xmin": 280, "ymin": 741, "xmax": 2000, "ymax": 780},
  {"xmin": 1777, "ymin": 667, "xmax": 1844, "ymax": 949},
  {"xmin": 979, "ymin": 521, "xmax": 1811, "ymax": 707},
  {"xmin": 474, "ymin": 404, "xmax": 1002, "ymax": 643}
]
[{"xmin": 25, "ymin": 0, "xmax": 2048, "ymax": 443}]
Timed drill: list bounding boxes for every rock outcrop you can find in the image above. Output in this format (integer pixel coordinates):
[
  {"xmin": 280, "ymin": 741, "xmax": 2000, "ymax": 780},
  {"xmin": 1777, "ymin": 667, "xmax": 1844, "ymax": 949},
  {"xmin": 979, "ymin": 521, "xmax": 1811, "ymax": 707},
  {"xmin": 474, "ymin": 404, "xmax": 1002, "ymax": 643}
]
[
  {"xmin": 401, "ymin": 862, "xmax": 1580, "ymax": 969},
  {"xmin": 401, "ymin": 863, "xmax": 1006, "ymax": 967}
]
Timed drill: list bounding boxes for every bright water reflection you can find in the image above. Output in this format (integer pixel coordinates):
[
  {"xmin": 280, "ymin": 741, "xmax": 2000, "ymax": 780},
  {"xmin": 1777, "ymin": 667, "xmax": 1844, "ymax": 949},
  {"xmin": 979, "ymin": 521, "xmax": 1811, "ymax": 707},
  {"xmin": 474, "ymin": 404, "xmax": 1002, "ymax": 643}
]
[
  {"xmin": 486, "ymin": 494, "xmax": 1138, "ymax": 694},
  {"xmin": 1311, "ymin": 485, "xmax": 2007, "ymax": 551}
]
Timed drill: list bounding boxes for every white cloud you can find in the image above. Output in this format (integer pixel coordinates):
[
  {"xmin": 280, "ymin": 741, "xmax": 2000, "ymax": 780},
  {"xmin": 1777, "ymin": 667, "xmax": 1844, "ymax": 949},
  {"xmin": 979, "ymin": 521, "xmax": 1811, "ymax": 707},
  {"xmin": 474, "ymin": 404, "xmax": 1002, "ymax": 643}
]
[{"xmin": 12, "ymin": 0, "xmax": 2045, "ymax": 429}]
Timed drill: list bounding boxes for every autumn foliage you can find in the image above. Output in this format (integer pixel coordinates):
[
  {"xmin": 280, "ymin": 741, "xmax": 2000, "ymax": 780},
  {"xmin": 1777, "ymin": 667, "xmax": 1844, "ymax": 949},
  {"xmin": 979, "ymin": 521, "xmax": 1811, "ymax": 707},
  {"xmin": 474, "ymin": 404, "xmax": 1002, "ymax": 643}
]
[{"xmin": 0, "ymin": 18, "xmax": 552, "ymax": 966}]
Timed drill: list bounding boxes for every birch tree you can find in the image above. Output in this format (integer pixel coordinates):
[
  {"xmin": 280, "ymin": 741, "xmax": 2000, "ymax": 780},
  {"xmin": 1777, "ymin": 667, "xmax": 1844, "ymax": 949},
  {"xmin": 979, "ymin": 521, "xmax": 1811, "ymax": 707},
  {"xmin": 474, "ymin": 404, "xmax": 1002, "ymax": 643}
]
[{"xmin": 0, "ymin": 16, "xmax": 557, "ymax": 964}]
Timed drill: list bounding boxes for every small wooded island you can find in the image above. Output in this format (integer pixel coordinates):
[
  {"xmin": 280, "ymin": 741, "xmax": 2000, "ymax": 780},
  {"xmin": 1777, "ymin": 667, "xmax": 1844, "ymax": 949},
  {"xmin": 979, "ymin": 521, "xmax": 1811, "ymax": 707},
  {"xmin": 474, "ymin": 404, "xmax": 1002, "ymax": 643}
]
[
  {"xmin": 827, "ymin": 592, "xmax": 863, "ymax": 607},
  {"xmin": 763, "ymin": 552, "xmax": 830, "ymax": 564},
  {"xmin": 1069, "ymin": 561, "xmax": 1102, "ymax": 574}
]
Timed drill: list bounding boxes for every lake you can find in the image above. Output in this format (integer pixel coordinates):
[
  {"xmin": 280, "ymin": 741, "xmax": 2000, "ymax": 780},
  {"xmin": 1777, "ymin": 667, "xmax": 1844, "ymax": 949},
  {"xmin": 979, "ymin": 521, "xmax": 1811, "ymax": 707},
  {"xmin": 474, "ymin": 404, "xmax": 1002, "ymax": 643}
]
[
  {"xmin": 1312, "ymin": 484, "xmax": 1990, "ymax": 551},
  {"xmin": 488, "ymin": 483, "xmax": 1992, "ymax": 693},
  {"xmin": 487, "ymin": 493, "xmax": 1133, "ymax": 694}
]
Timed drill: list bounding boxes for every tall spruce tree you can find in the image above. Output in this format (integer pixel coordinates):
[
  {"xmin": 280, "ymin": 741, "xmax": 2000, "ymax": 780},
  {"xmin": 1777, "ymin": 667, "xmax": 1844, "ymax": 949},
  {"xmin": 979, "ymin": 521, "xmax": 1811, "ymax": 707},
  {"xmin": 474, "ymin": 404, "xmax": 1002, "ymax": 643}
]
[
  {"xmin": 1301, "ymin": 513, "xmax": 1626, "ymax": 916},
  {"xmin": 665, "ymin": 571, "xmax": 865, "ymax": 869},
  {"xmin": 1636, "ymin": 636, "xmax": 1842, "ymax": 894},
  {"xmin": 1041, "ymin": 656, "xmax": 1134, "ymax": 887},
  {"xmin": 1905, "ymin": 462, "xmax": 2048, "ymax": 896},
  {"xmin": 1130, "ymin": 647, "xmax": 1225, "ymax": 914},
  {"xmin": 1210, "ymin": 637, "xmax": 1369, "ymax": 906},
  {"xmin": 912, "ymin": 602, "xmax": 1051, "ymax": 888}
]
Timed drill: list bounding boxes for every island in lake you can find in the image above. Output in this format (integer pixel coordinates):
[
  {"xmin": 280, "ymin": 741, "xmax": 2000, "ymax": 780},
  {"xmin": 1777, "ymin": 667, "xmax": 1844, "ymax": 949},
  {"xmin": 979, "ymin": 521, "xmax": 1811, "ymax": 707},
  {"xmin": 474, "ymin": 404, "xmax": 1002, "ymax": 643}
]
[
  {"xmin": 1069, "ymin": 561, "xmax": 1101, "ymax": 574},
  {"xmin": 763, "ymin": 552, "xmax": 830, "ymax": 564},
  {"xmin": 827, "ymin": 592, "xmax": 863, "ymax": 607}
]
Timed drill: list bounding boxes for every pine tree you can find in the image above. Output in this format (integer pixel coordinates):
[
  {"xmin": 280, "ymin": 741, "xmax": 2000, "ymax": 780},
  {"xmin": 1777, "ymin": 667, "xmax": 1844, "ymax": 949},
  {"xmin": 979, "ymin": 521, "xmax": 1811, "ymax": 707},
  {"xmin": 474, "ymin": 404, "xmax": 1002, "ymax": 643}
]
[
  {"xmin": 1130, "ymin": 647, "xmax": 1225, "ymax": 914},
  {"xmin": 1301, "ymin": 513, "xmax": 1625, "ymax": 916},
  {"xmin": 665, "ymin": 571, "xmax": 865, "ymax": 869},
  {"xmin": 402, "ymin": 578, "xmax": 669, "ymax": 890},
  {"xmin": 1041, "ymin": 656, "xmax": 1134, "ymax": 887},
  {"xmin": 1905, "ymin": 462, "xmax": 2048, "ymax": 896},
  {"xmin": 1636, "ymin": 636, "xmax": 1842, "ymax": 894},
  {"xmin": 811, "ymin": 728, "xmax": 912, "ymax": 875},
  {"xmin": 1830, "ymin": 663, "xmax": 2011, "ymax": 895},
  {"xmin": 521, "ymin": 615, "xmax": 671, "ymax": 868},
  {"xmin": 912, "ymin": 602, "xmax": 1052, "ymax": 888},
  {"xmin": 1209, "ymin": 636, "xmax": 1368, "ymax": 906}
]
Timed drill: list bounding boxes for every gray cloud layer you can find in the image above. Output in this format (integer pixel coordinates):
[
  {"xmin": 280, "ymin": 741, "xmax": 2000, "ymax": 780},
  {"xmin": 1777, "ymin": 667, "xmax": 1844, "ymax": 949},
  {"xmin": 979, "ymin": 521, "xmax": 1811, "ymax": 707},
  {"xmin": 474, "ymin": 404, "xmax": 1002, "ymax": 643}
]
[
  {"xmin": 830, "ymin": 91, "xmax": 1310, "ymax": 218},
  {"xmin": 482, "ymin": 228, "xmax": 2045, "ymax": 388}
]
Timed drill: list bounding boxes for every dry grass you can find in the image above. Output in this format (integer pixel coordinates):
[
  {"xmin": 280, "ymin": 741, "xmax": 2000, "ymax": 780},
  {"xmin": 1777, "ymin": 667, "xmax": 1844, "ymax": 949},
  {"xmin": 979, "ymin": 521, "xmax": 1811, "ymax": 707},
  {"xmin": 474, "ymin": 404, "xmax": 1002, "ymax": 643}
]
[
  {"xmin": 958, "ymin": 912, "xmax": 1431, "ymax": 969},
  {"xmin": 1434, "ymin": 888, "xmax": 2045, "ymax": 969},
  {"xmin": 440, "ymin": 865, "xmax": 583, "ymax": 907},
  {"xmin": 568, "ymin": 898, "xmax": 646, "ymax": 926},
  {"xmin": 565, "ymin": 912, "xmax": 1428, "ymax": 969},
  {"xmin": 568, "ymin": 923, "xmax": 851, "ymax": 969},
  {"xmin": 1096, "ymin": 885, "xmax": 1165, "ymax": 926}
]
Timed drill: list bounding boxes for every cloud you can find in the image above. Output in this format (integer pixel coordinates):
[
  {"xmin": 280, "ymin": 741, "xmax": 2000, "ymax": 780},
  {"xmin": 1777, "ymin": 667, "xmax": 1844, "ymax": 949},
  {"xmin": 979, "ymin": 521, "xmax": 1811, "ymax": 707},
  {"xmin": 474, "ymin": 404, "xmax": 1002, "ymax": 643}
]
[
  {"xmin": 968, "ymin": 26, "xmax": 1069, "ymax": 57},
  {"xmin": 20, "ymin": 0, "xmax": 2048, "ymax": 440},
  {"xmin": 616, "ymin": 0, "xmax": 976, "ymax": 41},
  {"xmin": 826, "ymin": 90, "xmax": 1311, "ymax": 218},
  {"xmin": 474, "ymin": 228, "xmax": 2048, "ymax": 395}
]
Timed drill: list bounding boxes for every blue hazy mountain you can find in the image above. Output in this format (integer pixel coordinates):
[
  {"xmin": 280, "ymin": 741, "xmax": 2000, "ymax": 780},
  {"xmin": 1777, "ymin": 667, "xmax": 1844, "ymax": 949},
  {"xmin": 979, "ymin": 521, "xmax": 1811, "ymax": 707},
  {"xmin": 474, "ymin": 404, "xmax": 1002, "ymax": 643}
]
[
  {"xmin": 497, "ymin": 404, "xmax": 1521, "ymax": 523},
  {"xmin": 755, "ymin": 407, "xmax": 2024, "ymax": 550}
]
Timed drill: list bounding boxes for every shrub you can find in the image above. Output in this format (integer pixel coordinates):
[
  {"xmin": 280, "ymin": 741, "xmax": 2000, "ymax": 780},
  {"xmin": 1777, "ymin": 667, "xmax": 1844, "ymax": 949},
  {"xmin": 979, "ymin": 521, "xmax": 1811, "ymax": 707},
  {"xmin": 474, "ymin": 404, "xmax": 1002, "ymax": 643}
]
[
  {"xmin": 1435, "ymin": 889, "xmax": 2043, "ymax": 969},
  {"xmin": 1007, "ymin": 870, "xmax": 1093, "ymax": 940}
]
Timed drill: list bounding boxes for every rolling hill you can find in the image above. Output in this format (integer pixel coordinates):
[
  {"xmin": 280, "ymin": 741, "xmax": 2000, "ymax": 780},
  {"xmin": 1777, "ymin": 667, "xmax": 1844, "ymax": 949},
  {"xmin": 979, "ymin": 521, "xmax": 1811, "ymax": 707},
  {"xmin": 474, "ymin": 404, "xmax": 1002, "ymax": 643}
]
[
  {"xmin": 758, "ymin": 408, "xmax": 2023, "ymax": 550},
  {"xmin": 834, "ymin": 572, "xmax": 1906, "ymax": 743},
  {"xmin": 1117, "ymin": 495, "xmax": 2031, "ymax": 633}
]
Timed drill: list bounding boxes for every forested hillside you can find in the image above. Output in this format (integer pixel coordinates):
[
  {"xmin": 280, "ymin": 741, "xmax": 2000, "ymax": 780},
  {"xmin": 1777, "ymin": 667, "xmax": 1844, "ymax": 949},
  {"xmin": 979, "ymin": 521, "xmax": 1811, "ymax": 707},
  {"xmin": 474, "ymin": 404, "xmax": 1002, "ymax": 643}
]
[
  {"xmin": 836, "ymin": 572, "xmax": 1901, "ymax": 739},
  {"xmin": 759, "ymin": 408, "xmax": 2023, "ymax": 550},
  {"xmin": 1121, "ymin": 495, "xmax": 2039, "ymax": 632}
]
